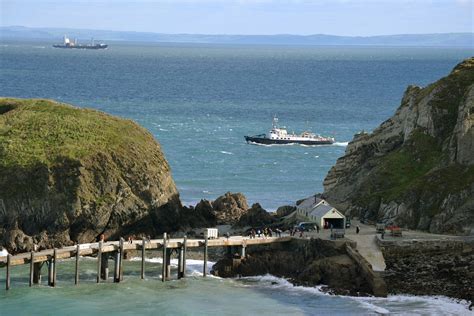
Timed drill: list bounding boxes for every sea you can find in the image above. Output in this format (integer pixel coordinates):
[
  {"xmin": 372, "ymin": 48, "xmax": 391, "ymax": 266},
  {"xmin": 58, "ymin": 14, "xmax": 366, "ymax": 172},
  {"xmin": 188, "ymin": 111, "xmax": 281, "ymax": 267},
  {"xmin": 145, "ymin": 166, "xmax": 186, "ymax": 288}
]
[{"xmin": 0, "ymin": 40, "xmax": 472, "ymax": 314}]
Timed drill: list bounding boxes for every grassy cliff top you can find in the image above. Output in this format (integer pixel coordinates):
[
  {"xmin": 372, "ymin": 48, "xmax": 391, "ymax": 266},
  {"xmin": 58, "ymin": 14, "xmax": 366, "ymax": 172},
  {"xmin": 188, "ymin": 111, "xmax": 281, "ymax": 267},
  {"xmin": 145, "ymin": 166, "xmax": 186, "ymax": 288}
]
[{"xmin": 0, "ymin": 98, "xmax": 161, "ymax": 168}]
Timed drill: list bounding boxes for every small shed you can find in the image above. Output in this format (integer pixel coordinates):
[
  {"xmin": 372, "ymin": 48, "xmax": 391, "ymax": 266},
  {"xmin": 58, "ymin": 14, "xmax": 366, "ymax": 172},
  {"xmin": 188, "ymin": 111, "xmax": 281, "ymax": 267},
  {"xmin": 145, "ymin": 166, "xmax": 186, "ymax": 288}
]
[{"xmin": 308, "ymin": 204, "xmax": 345, "ymax": 229}]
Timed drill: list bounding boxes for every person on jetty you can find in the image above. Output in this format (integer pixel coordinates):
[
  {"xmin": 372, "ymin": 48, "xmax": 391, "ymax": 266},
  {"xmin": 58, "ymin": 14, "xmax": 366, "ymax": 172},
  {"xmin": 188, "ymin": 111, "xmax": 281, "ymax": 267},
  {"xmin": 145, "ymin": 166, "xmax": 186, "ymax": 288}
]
[{"xmin": 356, "ymin": 225, "xmax": 360, "ymax": 234}]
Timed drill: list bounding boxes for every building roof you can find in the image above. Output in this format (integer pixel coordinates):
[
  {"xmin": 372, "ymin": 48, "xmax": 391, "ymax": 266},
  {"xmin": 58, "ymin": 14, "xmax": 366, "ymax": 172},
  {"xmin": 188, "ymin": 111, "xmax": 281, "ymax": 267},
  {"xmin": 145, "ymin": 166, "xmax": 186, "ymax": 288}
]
[
  {"xmin": 297, "ymin": 195, "xmax": 324, "ymax": 211},
  {"xmin": 309, "ymin": 204, "xmax": 335, "ymax": 218}
]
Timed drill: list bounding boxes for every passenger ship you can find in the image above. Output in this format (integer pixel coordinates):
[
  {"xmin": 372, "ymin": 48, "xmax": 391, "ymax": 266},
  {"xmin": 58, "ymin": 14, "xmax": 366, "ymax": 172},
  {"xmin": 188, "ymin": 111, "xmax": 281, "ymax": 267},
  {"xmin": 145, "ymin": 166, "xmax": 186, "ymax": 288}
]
[{"xmin": 245, "ymin": 117, "xmax": 335, "ymax": 145}]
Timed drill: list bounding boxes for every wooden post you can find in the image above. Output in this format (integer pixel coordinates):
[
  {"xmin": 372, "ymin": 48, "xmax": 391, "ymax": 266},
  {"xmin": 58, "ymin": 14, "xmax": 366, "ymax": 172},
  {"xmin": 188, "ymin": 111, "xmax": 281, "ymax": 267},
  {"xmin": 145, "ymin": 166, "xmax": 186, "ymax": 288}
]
[
  {"xmin": 6, "ymin": 254, "xmax": 11, "ymax": 291},
  {"xmin": 52, "ymin": 248, "xmax": 57, "ymax": 287},
  {"xmin": 97, "ymin": 241, "xmax": 103, "ymax": 283},
  {"xmin": 47, "ymin": 257, "xmax": 53, "ymax": 286},
  {"xmin": 101, "ymin": 253, "xmax": 109, "ymax": 280},
  {"xmin": 203, "ymin": 236, "xmax": 208, "ymax": 277},
  {"xmin": 182, "ymin": 235, "xmax": 187, "ymax": 278},
  {"xmin": 119, "ymin": 238, "xmax": 124, "ymax": 282},
  {"xmin": 161, "ymin": 233, "xmax": 167, "ymax": 282},
  {"xmin": 75, "ymin": 244, "xmax": 80, "ymax": 285},
  {"xmin": 241, "ymin": 245, "xmax": 246, "ymax": 258},
  {"xmin": 165, "ymin": 248, "xmax": 171, "ymax": 279},
  {"xmin": 177, "ymin": 244, "xmax": 184, "ymax": 279},
  {"xmin": 141, "ymin": 237, "xmax": 146, "ymax": 280},
  {"xmin": 29, "ymin": 251, "xmax": 34, "ymax": 287},
  {"xmin": 33, "ymin": 262, "xmax": 42, "ymax": 284},
  {"xmin": 113, "ymin": 251, "xmax": 120, "ymax": 283}
]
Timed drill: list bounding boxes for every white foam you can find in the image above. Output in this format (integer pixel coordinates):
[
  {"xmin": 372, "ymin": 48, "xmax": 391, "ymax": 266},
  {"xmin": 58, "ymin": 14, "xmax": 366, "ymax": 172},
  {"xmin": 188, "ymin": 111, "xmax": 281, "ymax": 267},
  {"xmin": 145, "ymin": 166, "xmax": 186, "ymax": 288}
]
[
  {"xmin": 333, "ymin": 142, "xmax": 349, "ymax": 147},
  {"xmin": 128, "ymin": 257, "xmax": 217, "ymax": 277},
  {"xmin": 351, "ymin": 294, "xmax": 472, "ymax": 315},
  {"xmin": 220, "ymin": 151, "xmax": 233, "ymax": 155},
  {"xmin": 240, "ymin": 274, "xmax": 471, "ymax": 315}
]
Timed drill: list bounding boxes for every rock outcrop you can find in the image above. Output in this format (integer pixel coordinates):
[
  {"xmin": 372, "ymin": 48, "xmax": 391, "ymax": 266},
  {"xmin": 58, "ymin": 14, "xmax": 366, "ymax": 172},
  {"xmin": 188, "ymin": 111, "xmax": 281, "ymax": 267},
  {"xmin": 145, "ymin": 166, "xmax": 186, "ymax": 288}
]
[
  {"xmin": 235, "ymin": 203, "xmax": 274, "ymax": 227},
  {"xmin": 212, "ymin": 192, "xmax": 249, "ymax": 225},
  {"xmin": 0, "ymin": 98, "xmax": 183, "ymax": 253},
  {"xmin": 212, "ymin": 238, "xmax": 386, "ymax": 297},
  {"xmin": 323, "ymin": 58, "xmax": 474, "ymax": 235},
  {"xmin": 379, "ymin": 238, "xmax": 474, "ymax": 301}
]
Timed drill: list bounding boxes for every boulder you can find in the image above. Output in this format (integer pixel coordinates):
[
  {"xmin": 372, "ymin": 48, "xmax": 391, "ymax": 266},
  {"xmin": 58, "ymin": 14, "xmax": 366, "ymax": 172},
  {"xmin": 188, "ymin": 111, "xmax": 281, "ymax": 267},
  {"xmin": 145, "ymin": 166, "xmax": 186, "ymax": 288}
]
[
  {"xmin": 235, "ymin": 203, "xmax": 274, "ymax": 227},
  {"xmin": 212, "ymin": 192, "xmax": 249, "ymax": 225}
]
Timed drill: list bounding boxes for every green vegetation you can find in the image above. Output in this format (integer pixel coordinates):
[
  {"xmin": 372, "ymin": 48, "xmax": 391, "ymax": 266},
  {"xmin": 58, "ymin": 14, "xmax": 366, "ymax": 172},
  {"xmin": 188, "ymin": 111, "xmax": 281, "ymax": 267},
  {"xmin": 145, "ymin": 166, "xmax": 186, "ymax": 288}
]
[
  {"xmin": 356, "ymin": 130, "xmax": 442, "ymax": 205},
  {"xmin": 0, "ymin": 98, "xmax": 162, "ymax": 168},
  {"xmin": 415, "ymin": 58, "xmax": 474, "ymax": 135}
]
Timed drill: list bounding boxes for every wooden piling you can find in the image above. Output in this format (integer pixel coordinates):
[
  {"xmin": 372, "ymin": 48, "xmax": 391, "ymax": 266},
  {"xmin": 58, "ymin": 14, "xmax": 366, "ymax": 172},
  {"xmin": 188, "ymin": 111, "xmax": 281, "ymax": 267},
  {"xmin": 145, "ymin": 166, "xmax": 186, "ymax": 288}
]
[
  {"xmin": 101, "ymin": 253, "xmax": 109, "ymax": 280},
  {"xmin": 97, "ymin": 241, "xmax": 103, "ymax": 283},
  {"xmin": 6, "ymin": 254, "xmax": 11, "ymax": 291},
  {"xmin": 33, "ymin": 262, "xmax": 42, "ymax": 284},
  {"xmin": 47, "ymin": 257, "xmax": 53, "ymax": 286},
  {"xmin": 162, "ymin": 233, "xmax": 167, "ymax": 282},
  {"xmin": 29, "ymin": 251, "xmax": 34, "ymax": 287},
  {"xmin": 119, "ymin": 238, "xmax": 124, "ymax": 282},
  {"xmin": 113, "ymin": 251, "xmax": 120, "ymax": 283},
  {"xmin": 165, "ymin": 249, "xmax": 171, "ymax": 279},
  {"xmin": 241, "ymin": 245, "xmax": 246, "ymax": 258},
  {"xmin": 203, "ymin": 236, "xmax": 208, "ymax": 277},
  {"xmin": 52, "ymin": 248, "xmax": 57, "ymax": 287},
  {"xmin": 182, "ymin": 235, "xmax": 187, "ymax": 278},
  {"xmin": 177, "ymin": 244, "xmax": 184, "ymax": 279},
  {"xmin": 141, "ymin": 237, "xmax": 146, "ymax": 280},
  {"xmin": 75, "ymin": 244, "xmax": 80, "ymax": 285}
]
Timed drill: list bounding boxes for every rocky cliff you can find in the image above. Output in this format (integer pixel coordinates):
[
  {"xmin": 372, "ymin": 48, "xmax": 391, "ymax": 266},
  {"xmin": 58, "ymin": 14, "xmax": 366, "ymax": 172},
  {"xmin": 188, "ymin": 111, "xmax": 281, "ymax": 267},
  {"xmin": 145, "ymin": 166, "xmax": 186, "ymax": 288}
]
[
  {"xmin": 323, "ymin": 57, "xmax": 474, "ymax": 235},
  {"xmin": 212, "ymin": 239, "xmax": 387, "ymax": 297},
  {"xmin": 0, "ymin": 98, "xmax": 183, "ymax": 253}
]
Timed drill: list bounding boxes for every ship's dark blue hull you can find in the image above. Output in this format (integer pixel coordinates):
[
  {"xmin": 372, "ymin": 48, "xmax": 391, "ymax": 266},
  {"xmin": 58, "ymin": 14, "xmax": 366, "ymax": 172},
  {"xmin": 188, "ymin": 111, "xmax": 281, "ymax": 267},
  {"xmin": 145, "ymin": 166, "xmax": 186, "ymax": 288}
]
[
  {"xmin": 245, "ymin": 136, "xmax": 333, "ymax": 145},
  {"xmin": 53, "ymin": 44, "xmax": 108, "ymax": 49}
]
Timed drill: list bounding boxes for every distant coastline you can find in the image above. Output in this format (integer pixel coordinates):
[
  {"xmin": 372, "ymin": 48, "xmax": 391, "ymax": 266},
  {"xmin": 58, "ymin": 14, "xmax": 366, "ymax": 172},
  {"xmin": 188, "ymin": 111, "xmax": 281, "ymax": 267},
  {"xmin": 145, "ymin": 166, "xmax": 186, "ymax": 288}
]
[{"xmin": 1, "ymin": 26, "xmax": 473, "ymax": 47}]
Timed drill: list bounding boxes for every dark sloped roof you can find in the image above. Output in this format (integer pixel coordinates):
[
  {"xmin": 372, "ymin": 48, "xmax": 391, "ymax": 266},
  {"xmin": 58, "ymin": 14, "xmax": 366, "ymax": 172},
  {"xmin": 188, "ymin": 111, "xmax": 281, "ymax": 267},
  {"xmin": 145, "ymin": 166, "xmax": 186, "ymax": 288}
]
[{"xmin": 309, "ymin": 204, "xmax": 336, "ymax": 218}]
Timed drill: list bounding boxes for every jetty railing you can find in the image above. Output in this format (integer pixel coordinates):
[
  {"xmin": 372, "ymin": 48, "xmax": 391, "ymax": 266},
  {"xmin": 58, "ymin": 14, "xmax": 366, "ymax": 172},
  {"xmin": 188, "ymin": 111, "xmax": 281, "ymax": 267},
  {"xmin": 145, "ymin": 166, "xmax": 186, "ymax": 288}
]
[{"xmin": 0, "ymin": 235, "xmax": 292, "ymax": 290}]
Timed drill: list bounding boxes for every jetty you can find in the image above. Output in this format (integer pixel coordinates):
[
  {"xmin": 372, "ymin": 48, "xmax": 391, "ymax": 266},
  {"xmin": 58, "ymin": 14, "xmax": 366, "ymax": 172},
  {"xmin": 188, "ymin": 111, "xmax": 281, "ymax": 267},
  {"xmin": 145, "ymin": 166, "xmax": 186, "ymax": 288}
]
[{"xmin": 0, "ymin": 234, "xmax": 292, "ymax": 290}]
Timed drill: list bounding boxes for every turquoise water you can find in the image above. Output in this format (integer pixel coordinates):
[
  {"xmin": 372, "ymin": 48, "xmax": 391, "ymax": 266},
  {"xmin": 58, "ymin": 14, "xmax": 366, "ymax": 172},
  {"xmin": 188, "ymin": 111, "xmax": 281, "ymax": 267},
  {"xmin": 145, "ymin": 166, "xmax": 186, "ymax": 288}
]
[
  {"xmin": 1, "ymin": 41, "xmax": 473, "ymax": 314},
  {"xmin": 0, "ymin": 258, "xmax": 470, "ymax": 315}
]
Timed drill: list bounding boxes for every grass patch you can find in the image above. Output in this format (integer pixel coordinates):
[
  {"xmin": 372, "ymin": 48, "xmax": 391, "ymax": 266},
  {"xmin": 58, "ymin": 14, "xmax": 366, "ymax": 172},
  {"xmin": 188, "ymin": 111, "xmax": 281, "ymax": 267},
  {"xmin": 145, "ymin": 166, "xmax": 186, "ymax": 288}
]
[{"xmin": 0, "ymin": 98, "xmax": 161, "ymax": 168}]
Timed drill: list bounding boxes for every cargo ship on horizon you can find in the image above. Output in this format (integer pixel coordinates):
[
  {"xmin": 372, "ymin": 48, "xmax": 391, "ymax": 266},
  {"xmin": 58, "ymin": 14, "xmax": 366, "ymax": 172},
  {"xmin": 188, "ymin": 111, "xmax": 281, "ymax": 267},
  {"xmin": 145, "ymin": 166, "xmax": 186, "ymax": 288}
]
[{"xmin": 53, "ymin": 36, "xmax": 108, "ymax": 49}]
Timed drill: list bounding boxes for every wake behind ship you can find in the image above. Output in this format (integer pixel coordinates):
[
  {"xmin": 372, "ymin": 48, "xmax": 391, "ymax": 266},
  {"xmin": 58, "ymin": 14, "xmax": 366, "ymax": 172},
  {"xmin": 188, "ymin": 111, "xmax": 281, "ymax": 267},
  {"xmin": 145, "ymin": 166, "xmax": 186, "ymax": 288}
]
[
  {"xmin": 245, "ymin": 117, "xmax": 335, "ymax": 145},
  {"xmin": 53, "ymin": 36, "xmax": 108, "ymax": 49}
]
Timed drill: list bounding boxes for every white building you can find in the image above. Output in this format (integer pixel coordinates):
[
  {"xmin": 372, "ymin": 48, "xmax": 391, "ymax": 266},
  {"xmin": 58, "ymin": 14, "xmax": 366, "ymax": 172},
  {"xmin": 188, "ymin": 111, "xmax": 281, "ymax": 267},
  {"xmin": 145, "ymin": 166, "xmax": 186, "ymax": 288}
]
[{"xmin": 297, "ymin": 196, "xmax": 345, "ymax": 229}]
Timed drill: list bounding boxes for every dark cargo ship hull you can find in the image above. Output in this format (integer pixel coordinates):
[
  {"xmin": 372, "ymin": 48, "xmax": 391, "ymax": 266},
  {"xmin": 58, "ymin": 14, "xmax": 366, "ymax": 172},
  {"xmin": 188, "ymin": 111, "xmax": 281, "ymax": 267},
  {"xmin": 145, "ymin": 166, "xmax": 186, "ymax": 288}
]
[
  {"xmin": 53, "ymin": 45, "xmax": 108, "ymax": 49},
  {"xmin": 245, "ymin": 136, "xmax": 333, "ymax": 145}
]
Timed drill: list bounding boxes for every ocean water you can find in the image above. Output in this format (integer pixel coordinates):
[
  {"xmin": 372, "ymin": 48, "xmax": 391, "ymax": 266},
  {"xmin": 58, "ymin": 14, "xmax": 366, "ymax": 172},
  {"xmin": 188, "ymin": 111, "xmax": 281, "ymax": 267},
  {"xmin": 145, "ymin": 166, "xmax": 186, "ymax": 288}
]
[
  {"xmin": 1, "ymin": 41, "xmax": 473, "ymax": 314},
  {"xmin": 1, "ymin": 41, "xmax": 471, "ymax": 209},
  {"xmin": 0, "ymin": 257, "xmax": 470, "ymax": 315}
]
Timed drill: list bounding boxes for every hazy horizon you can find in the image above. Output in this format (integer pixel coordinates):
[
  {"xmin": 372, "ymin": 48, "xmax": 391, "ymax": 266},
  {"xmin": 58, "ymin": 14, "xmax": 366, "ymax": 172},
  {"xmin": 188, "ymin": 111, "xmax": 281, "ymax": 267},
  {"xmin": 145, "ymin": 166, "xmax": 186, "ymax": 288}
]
[
  {"xmin": 1, "ymin": 0, "xmax": 472, "ymax": 36},
  {"xmin": 3, "ymin": 25, "xmax": 474, "ymax": 38}
]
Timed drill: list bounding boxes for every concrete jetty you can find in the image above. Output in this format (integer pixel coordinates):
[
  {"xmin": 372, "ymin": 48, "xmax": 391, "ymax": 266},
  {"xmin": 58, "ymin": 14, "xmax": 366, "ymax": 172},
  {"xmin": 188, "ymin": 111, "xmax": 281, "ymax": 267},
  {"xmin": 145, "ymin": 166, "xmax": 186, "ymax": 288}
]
[{"xmin": 0, "ymin": 235, "xmax": 292, "ymax": 290}]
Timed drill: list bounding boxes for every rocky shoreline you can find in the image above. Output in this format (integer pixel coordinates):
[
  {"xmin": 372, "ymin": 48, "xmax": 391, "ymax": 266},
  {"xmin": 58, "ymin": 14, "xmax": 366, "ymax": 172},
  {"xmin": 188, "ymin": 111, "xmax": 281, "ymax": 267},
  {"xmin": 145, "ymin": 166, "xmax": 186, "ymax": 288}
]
[
  {"xmin": 210, "ymin": 236, "xmax": 474, "ymax": 303},
  {"xmin": 379, "ymin": 237, "xmax": 474, "ymax": 302},
  {"xmin": 211, "ymin": 238, "xmax": 387, "ymax": 297}
]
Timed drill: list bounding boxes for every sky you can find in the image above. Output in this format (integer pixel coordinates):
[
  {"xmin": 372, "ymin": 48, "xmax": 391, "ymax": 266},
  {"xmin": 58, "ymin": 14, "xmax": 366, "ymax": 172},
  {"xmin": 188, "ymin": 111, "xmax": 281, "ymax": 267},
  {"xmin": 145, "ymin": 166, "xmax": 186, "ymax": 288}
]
[{"xmin": 0, "ymin": 0, "xmax": 472, "ymax": 36}]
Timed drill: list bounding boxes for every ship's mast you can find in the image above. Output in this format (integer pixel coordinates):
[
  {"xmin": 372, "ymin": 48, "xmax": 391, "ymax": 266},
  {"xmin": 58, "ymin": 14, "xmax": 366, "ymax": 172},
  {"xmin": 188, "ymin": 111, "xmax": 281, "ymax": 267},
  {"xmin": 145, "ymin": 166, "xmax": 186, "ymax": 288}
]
[{"xmin": 272, "ymin": 115, "xmax": 278, "ymax": 129}]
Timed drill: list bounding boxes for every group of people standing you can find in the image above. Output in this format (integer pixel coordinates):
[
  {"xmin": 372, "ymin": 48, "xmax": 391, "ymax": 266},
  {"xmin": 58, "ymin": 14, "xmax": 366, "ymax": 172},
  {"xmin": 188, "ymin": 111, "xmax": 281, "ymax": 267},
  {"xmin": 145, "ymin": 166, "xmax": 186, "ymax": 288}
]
[{"xmin": 248, "ymin": 227, "xmax": 282, "ymax": 238}]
